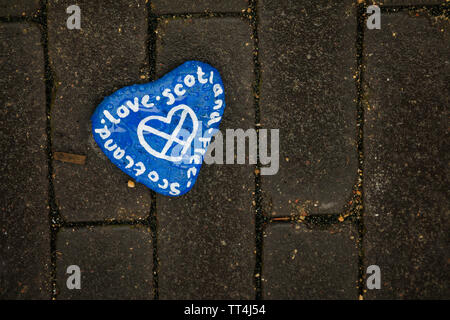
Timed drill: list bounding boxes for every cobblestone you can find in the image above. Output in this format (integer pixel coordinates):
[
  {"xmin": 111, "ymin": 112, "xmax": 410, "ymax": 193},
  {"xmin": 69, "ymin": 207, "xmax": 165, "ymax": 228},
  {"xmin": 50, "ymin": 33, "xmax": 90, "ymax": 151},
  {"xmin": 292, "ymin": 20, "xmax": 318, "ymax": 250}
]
[
  {"xmin": 48, "ymin": 0, "xmax": 151, "ymax": 221},
  {"xmin": 263, "ymin": 223, "xmax": 358, "ymax": 299},
  {"xmin": 364, "ymin": 11, "xmax": 449, "ymax": 299},
  {"xmin": 259, "ymin": 0, "xmax": 358, "ymax": 216},
  {"xmin": 155, "ymin": 17, "xmax": 255, "ymax": 299},
  {"xmin": 0, "ymin": 0, "xmax": 40, "ymax": 17},
  {"xmin": 0, "ymin": 22, "xmax": 49, "ymax": 299},
  {"xmin": 56, "ymin": 225, "xmax": 153, "ymax": 299},
  {"xmin": 152, "ymin": 0, "xmax": 249, "ymax": 14},
  {"xmin": 0, "ymin": 0, "xmax": 448, "ymax": 300}
]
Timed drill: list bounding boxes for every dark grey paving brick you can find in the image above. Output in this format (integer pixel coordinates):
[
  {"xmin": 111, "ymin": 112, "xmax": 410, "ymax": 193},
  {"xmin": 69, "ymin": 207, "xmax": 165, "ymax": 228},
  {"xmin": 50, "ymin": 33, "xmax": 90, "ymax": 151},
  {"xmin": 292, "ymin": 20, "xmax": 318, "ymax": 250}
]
[
  {"xmin": 152, "ymin": 0, "xmax": 248, "ymax": 14},
  {"xmin": 155, "ymin": 18, "xmax": 255, "ymax": 299},
  {"xmin": 364, "ymin": 13, "xmax": 449, "ymax": 299},
  {"xmin": 56, "ymin": 225, "xmax": 153, "ymax": 299},
  {"xmin": 263, "ymin": 223, "xmax": 359, "ymax": 299},
  {"xmin": 0, "ymin": 23, "xmax": 49, "ymax": 299},
  {"xmin": 48, "ymin": 0, "xmax": 151, "ymax": 222},
  {"xmin": 259, "ymin": 0, "xmax": 358, "ymax": 216},
  {"xmin": 155, "ymin": 18, "xmax": 254, "ymax": 128},
  {"xmin": 0, "ymin": 0, "xmax": 40, "ymax": 17}
]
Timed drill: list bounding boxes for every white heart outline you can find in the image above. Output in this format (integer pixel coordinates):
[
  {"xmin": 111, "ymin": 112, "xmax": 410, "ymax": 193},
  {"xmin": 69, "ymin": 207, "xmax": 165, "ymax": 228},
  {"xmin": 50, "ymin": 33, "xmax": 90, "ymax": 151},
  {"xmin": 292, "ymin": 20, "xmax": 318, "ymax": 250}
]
[{"xmin": 137, "ymin": 104, "xmax": 199, "ymax": 162}]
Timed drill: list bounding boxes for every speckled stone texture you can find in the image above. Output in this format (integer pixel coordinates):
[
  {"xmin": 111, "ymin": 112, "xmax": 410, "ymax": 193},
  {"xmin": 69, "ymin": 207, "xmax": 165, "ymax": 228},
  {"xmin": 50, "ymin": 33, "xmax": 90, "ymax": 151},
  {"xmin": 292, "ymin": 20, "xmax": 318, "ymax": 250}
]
[
  {"xmin": 48, "ymin": 0, "xmax": 151, "ymax": 222},
  {"xmin": 0, "ymin": 0, "xmax": 40, "ymax": 17},
  {"xmin": 263, "ymin": 223, "xmax": 358, "ymax": 299},
  {"xmin": 0, "ymin": 23, "xmax": 49, "ymax": 299},
  {"xmin": 151, "ymin": 0, "xmax": 249, "ymax": 14},
  {"xmin": 155, "ymin": 18, "xmax": 256, "ymax": 299},
  {"xmin": 258, "ymin": 0, "xmax": 358, "ymax": 216},
  {"xmin": 56, "ymin": 226, "xmax": 153, "ymax": 299},
  {"xmin": 1, "ymin": 0, "xmax": 448, "ymax": 301},
  {"xmin": 364, "ymin": 12, "xmax": 449, "ymax": 299}
]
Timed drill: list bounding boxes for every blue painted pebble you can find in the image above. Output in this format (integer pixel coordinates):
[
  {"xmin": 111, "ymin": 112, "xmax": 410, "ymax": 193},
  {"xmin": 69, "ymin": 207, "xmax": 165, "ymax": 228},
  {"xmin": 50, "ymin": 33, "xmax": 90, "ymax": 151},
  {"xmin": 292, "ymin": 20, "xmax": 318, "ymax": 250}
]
[{"xmin": 91, "ymin": 61, "xmax": 226, "ymax": 196}]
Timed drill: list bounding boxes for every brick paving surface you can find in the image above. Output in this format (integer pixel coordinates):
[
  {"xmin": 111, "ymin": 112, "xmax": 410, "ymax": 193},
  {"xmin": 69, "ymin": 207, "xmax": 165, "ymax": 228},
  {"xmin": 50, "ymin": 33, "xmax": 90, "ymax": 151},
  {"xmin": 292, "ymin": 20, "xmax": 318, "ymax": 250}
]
[
  {"xmin": 48, "ymin": 0, "xmax": 151, "ymax": 221},
  {"xmin": 259, "ymin": 0, "xmax": 358, "ymax": 216},
  {"xmin": 0, "ymin": 0, "xmax": 40, "ymax": 17},
  {"xmin": 155, "ymin": 17, "xmax": 255, "ymax": 299},
  {"xmin": 152, "ymin": 0, "xmax": 249, "ymax": 14},
  {"xmin": 56, "ymin": 226, "xmax": 153, "ymax": 299},
  {"xmin": 263, "ymin": 223, "xmax": 358, "ymax": 299},
  {"xmin": 364, "ymin": 12, "xmax": 449, "ymax": 299},
  {"xmin": 0, "ymin": 1, "xmax": 448, "ymax": 300},
  {"xmin": 0, "ymin": 22, "xmax": 49, "ymax": 299}
]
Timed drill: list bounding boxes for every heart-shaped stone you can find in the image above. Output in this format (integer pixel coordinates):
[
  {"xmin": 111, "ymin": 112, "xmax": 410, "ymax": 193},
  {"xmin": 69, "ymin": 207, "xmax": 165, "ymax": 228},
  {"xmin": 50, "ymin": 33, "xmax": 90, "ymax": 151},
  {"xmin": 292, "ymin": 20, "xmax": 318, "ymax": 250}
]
[{"xmin": 91, "ymin": 61, "xmax": 226, "ymax": 196}]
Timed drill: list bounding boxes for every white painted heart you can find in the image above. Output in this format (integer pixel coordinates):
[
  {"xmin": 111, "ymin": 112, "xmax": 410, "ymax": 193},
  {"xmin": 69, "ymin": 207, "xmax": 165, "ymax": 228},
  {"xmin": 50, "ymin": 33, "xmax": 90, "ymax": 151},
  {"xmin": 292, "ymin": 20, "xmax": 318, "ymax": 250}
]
[{"xmin": 137, "ymin": 104, "xmax": 199, "ymax": 162}]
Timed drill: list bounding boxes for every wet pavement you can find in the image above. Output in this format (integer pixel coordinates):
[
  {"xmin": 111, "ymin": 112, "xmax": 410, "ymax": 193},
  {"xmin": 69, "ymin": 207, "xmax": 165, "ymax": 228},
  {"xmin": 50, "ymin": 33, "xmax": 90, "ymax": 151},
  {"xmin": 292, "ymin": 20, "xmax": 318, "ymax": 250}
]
[{"xmin": 0, "ymin": 0, "xmax": 448, "ymax": 299}]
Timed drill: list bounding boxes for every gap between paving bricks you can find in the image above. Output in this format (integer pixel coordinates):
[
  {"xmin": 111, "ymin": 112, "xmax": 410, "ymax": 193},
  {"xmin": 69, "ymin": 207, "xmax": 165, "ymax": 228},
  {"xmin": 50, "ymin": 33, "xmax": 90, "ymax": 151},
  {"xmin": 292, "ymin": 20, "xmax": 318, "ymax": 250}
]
[
  {"xmin": 257, "ymin": 1, "xmax": 367, "ymax": 300},
  {"xmin": 0, "ymin": 16, "xmax": 38, "ymax": 23},
  {"xmin": 147, "ymin": 1, "xmax": 159, "ymax": 300},
  {"xmin": 158, "ymin": 12, "xmax": 243, "ymax": 20},
  {"xmin": 40, "ymin": 0, "xmax": 61, "ymax": 300},
  {"xmin": 248, "ymin": 0, "xmax": 264, "ymax": 300},
  {"xmin": 380, "ymin": 3, "xmax": 449, "ymax": 14},
  {"xmin": 1, "ymin": 0, "xmax": 446, "ymax": 300},
  {"xmin": 352, "ymin": 1, "xmax": 448, "ymax": 299},
  {"xmin": 11, "ymin": 0, "xmax": 64, "ymax": 300},
  {"xmin": 0, "ymin": 0, "xmax": 369, "ymax": 301},
  {"xmin": 260, "ymin": 0, "xmax": 447, "ymax": 300},
  {"xmin": 0, "ymin": 0, "xmax": 60, "ymax": 299},
  {"xmin": 356, "ymin": 1, "xmax": 366, "ymax": 300},
  {"xmin": 8, "ymin": 0, "xmax": 65, "ymax": 300}
]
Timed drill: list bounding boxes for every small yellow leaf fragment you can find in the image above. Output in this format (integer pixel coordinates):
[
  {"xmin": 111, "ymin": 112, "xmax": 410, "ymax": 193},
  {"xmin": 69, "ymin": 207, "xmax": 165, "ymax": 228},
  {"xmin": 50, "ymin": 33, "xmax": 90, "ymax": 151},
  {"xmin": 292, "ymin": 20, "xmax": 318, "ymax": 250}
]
[{"xmin": 291, "ymin": 249, "xmax": 298, "ymax": 260}]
